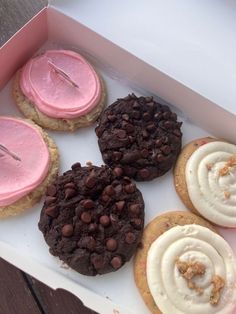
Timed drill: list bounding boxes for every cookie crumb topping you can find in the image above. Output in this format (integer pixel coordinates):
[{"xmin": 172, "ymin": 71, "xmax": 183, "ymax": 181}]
[
  {"xmin": 206, "ymin": 163, "xmax": 213, "ymax": 171},
  {"xmin": 176, "ymin": 259, "xmax": 205, "ymax": 280},
  {"xmin": 210, "ymin": 275, "xmax": 225, "ymax": 305},
  {"xmin": 176, "ymin": 259, "xmax": 225, "ymax": 305},
  {"xmin": 219, "ymin": 155, "xmax": 236, "ymax": 176},
  {"xmin": 224, "ymin": 191, "xmax": 231, "ymax": 199}
]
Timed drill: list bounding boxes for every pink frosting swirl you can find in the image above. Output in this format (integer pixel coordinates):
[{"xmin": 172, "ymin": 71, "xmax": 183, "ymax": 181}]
[
  {"xmin": 20, "ymin": 50, "xmax": 102, "ymax": 118},
  {"xmin": 0, "ymin": 117, "xmax": 50, "ymax": 206}
]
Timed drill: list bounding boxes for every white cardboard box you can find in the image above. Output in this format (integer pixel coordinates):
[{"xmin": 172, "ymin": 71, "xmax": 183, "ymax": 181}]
[{"xmin": 0, "ymin": 1, "xmax": 236, "ymax": 314}]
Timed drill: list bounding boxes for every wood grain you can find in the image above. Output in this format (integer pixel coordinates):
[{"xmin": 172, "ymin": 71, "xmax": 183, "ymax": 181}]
[
  {"xmin": 0, "ymin": 0, "xmax": 46, "ymax": 46},
  {"xmin": 0, "ymin": 258, "xmax": 41, "ymax": 314},
  {"xmin": 27, "ymin": 276, "xmax": 97, "ymax": 314}
]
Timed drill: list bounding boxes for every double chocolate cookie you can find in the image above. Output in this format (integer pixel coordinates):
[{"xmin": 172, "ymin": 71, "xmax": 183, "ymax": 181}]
[
  {"xmin": 95, "ymin": 94, "xmax": 182, "ymax": 181},
  {"xmin": 38, "ymin": 163, "xmax": 144, "ymax": 276}
]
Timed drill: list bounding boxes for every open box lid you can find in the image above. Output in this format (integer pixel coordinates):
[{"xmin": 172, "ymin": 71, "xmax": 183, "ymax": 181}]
[{"xmin": 49, "ymin": 0, "xmax": 236, "ymax": 117}]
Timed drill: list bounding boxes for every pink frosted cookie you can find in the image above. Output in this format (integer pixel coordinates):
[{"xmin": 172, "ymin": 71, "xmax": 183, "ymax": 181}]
[
  {"xmin": 13, "ymin": 50, "xmax": 106, "ymax": 131},
  {"xmin": 0, "ymin": 116, "xmax": 59, "ymax": 217}
]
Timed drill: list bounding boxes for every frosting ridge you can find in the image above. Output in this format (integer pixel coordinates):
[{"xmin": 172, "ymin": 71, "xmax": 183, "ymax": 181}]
[
  {"xmin": 147, "ymin": 224, "xmax": 236, "ymax": 314},
  {"xmin": 20, "ymin": 50, "xmax": 102, "ymax": 118},
  {"xmin": 0, "ymin": 117, "xmax": 50, "ymax": 206},
  {"xmin": 185, "ymin": 141, "xmax": 236, "ymax": 227}
]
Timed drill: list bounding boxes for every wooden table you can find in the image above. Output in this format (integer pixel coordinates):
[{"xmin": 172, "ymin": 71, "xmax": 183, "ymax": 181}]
[{"xmin": 0, "ymin": 1, "xmax": 98, "ymax": 313}]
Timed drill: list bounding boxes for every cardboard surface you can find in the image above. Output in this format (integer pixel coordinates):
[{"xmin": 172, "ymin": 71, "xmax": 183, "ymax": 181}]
[
  {"xmin": 50, "ymin": 0, "xmax": 236, "ymax": 115},
  {"xmin": 1, "ymin": 3, "xmax": 236, "ymax": 314},
  {"xmin": 1, "ymin": 40, "xmax": 236, "ymax": 313}
]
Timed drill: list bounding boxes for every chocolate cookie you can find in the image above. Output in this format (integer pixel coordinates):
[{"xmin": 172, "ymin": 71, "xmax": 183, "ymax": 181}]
[
  {"xmin": 38, "ymin": 163, "xmax": 144, "ymax": 276},
  {"xmin": 95, "ymin": 94, "xmax": 182, "ymax": 181}
]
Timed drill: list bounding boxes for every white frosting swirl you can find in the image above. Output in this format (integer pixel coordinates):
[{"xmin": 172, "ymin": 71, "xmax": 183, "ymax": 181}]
[
  {"xmin": 147, "ymin": 225, "xmax": 236, "ymax": 314},
  {"xmin": 185, "ymin": 141, "xmax": 236, "ymax": 227}
]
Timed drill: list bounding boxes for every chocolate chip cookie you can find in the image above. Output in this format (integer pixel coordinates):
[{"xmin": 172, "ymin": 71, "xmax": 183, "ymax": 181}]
[
  {"xmin": 95, "ymin": 94, "xmax": 182, "ymax": 181},
  {"xmin": 38, "ymin": 163, "xmax": 144, "ymax": 276}
]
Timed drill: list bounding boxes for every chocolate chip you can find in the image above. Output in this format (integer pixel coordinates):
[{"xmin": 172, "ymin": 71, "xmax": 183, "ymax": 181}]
[
  {"xmin": 88, "ymin": 223, "xmax": 98, "ymax": 233},
  {"xmin": 173, "ymin": 129, "xmax": 182, "ymax": 137},
  {"xmin": 107, "ymin": 114, "xmax": 116, "ymax": 122},
  {"xmin": 124, "ymin": 123, "xmax": 134, "ymax": 133},
  {"xmin": 81, "ymin": 236, "xmax": 96, "ymax": 251},
  {"xmin": 143, "ymin": 112, "xmax": 151, "ymax": 121},
  {"xmin": 161, "ymin": 145, "xmax": 171, "ymax": 155},
  {"xmin": 163, "ymin": 111, "xmax": 171, "ymax": 119},
  {"xmin": 139, "ymin": 168, "xmax": 150, "ymax": 179},
  {"xmin": 154, "ymin": 112, "xmax": 162, "ymax": 120},
  {"xmin": 113, "ymin": 167, "xmax": 123, "ymax": 177},
  {"xmin": 123, "ymin": 176, "xmax": 132, "ymax": 183},
  {"xmin": 142, "ymin": 130, "xmax": 149, "ymax": 139},
  {"xmin": 101, "ymin": 194, "xmax": 111, "ymax": 203},
  {"xmin": 45, "ymin": 206, "xmax": 58, "ymax": 218},
  {"xmin": 91, "ymin": 255, "xmax": 104, "ymax": 270},
  {"xmin": 155, "ymin": 139, "xmax": 162, "ymax": 147},
  {"xmin": 110, "ymin": 214, "xmax": 118, "ymax": 224},
  {"xmin": 125, "ymin": 232, "xmax": 136, "ymax": 244},
  {"xmin": 46, "ymin": 185, "xmax": 57, "ymax": 196},
  {"xmin": 162, "ymin": 136, "xmax": 169, "ymax": 144},
  {"xmin": 106, "ymin": 238, "xmax": 118, "ymax": 251},
  {"xmin": 113, "ymin": 151, "xmax": 123, "ymax": 161},
  {"xmin": 45, "ymin": 196, "xmax": 56, "ymax": 205},
  {"xmin": 65, "ymin": 188, "xmax": 76, "ymax": 199},
  {"xmin": 146, "ymin": 124, "xmax": 156, "ymax": 132},
  {"xmin": 62, "ymin": 224, "xmax": 73, "ymax": 237},
  {"xmin": 83, "ymin": 199, "xmax": 95, "ymax": 209},
  {"xmin": 122, "ymin": 114, "xmax": 129, "ymax": 121},
  {"xmin": 117, "ymin": 130, "xmax": 127, "ymax": 139},
  {"xmin": 171, "ymin": 112, "xmax": 177, "ymax": 120},
  {"xmin": 99, "ymin": 215, "xmax": 110, "ymax": 227},
  {"xmin": 104, "ymin": 185, "xmax": 115, "ymax": 196},
  {"xmin": 116, "ymin": 200, "xmax": 125, "ymax": 211},
  {"xmin": 129, "ymin": 204, "xmax": 141, "ymax": 215},
  {"xmin": 85, "ymin": 176, "xmax": 97, "ymax": 188},
  {"xmin": 141, "ymin": 149, "xmax": 149, "ymax": 158},
  {"xmin": 164, "ymin": 121, "xmax": 173, "ymax": 129},
  {"xmin": 124, "ymin": 183, "xmax": 135, "ymax": 194},
  {"xmin": 156, "ymin": 153, "xmax": 165, "ymax": 162},
  {"xmin": 122, "ymin": 151, "xmax": 140, "ymax": 163},
  {"xmin": 110, "ymin": 256, "xmax": 122, "ymax": 269},
  {"xmin": 132, "ymin": 218, "xmax": 142, "ymax": 228},
  {"xmin": 71, "ymin": 162, "xmax": 81, "ymax": 170},
  {"xmin": 64, "ymin": 182, "xmax": 76, "ymax": 189},
  {"xmin": 114, "ymin": 184, "xmax": 123, "ymax": 194},
  {"xmin": 81, "ymin": 212, "xmax": 92, "ymax": 224}
]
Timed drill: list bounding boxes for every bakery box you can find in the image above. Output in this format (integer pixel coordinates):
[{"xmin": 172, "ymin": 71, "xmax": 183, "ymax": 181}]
[{"xmin": 0, "ymin": 1, "xmax": 236, "ymax": 313}]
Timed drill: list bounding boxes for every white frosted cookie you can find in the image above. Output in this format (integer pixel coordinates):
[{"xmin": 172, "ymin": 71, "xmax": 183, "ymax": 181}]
[
  {"xmin": 174, "ymin": 138, "xmax": 236, "ymax": 227},
  {"xmin": 147, "ymin": 224, "xmax": 236, "ymax": 314}
]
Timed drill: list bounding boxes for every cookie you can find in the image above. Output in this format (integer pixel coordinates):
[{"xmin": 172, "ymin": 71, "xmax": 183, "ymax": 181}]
[
  {"xmin": 174, "ymin": 137, "xmax": 236, "ymax": 227},
  {"xmin": 13, "ymin": 50, "xmax": 106, "ymax": 131},
  {"xmin": 0, "ymin": 116, "xmax": 59, "ymax": 218},
  {"xmin": 38, "ymin": 164, "xmax": 144, "ymax": 276},
  {"xmin": 134, "ymin": 211, "xmax": 236, "ymax": 314},
  {"xmin": 95, "ymin": 94, "xmax": 182, "ymax": 181}
]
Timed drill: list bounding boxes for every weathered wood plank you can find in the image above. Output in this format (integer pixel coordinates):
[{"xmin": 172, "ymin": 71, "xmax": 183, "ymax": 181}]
[
  {"xmin": 0, "ymin": 258, "xmax": 41, "ymax": 314},
  {"xmin": 27, "ymin": 275, "xmax": 98, "ymax": 314},
  {"xmin": 0, "ymin": 0, "xmax": 46, "ymax": 45}
]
